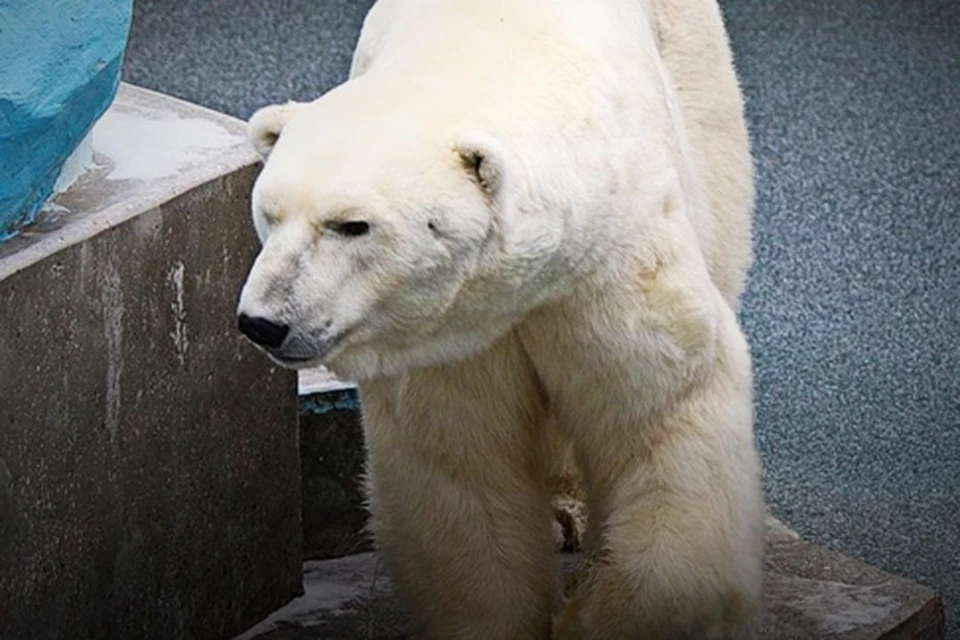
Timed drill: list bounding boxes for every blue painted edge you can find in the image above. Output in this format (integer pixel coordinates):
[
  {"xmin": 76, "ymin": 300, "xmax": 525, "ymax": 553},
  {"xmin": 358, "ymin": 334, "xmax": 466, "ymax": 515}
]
[
  {"xmin": 300, "ymin": 389, "xmax": 362, "ymax": 416},
  {"xmin": 0, "ymin": 56, "xmax": 126, "ymax": 241},
  {"xmin": 0, "ymin": 0, "xmax": 134, "ymax": 241}
]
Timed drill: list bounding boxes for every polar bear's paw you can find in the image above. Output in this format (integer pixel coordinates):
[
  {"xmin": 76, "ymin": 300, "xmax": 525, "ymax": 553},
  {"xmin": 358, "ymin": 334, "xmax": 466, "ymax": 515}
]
[{"xmin": 551, "ymin": 490, "xmax": 588, "ymax": 552}]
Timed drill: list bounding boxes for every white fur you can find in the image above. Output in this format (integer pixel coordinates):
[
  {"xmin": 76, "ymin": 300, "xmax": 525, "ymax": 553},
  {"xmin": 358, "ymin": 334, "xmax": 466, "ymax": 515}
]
[{"xmin": 238, "ymin": 0, "xmax": 763, "ymax": 637}]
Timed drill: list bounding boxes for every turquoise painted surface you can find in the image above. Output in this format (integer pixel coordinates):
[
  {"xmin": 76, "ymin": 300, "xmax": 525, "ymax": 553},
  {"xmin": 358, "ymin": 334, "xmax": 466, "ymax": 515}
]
[
  {"xmin": 300, "ymin": 390, "xmax": 362, "ymax": 416},
  {"xmin": 0, "ymin": 0, "xmax": 133, "ymax": 240}
]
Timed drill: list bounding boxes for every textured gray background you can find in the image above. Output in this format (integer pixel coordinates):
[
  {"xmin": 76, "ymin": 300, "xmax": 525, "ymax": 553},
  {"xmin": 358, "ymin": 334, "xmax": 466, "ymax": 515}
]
[{"xmin": 123, "ymin": 0, "xmax": 959, "ymax": 636}]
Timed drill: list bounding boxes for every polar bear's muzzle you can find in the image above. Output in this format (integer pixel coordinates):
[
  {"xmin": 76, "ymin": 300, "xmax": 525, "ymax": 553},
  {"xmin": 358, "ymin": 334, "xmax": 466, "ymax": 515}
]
[
  {"xmin": 237, "ymin": 314, "xmax": 289, "ymax": 350},
  {"xmin": 235, "ymin": 305, "xmax": 339, "ymax": 369}
]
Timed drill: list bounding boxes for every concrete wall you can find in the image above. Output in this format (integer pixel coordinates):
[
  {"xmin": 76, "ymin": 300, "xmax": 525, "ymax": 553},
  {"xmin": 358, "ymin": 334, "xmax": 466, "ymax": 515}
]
[
  {"xmin": 0, "ymin": 85, "xmax": 302, "ymax": 640},
  {"xmin": 300, "ymin": 389, "xmax": 371, "ymax": 561}
]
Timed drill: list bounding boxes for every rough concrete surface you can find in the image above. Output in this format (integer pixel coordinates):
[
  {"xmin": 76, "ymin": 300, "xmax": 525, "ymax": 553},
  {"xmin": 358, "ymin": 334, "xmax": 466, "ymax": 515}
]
[
  {"xmin": 0, "ymin": 84, "xmax": 302, "ymax": 640},
  {"xmin": 237, "ymin": 523, "xmax": 944, "ymax": 640}
]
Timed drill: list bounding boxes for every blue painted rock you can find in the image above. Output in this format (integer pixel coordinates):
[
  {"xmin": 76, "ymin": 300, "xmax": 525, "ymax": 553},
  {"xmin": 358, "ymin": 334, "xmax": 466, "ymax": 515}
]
[{"xmin": 0, "ymin": 0, "xmax": 133, "ymax": 239}]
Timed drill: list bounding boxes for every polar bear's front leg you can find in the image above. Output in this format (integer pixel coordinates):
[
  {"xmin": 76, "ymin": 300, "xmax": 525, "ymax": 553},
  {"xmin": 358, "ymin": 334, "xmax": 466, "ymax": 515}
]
[
  {"xmin": 550, "ymin": 374, "xmax": 765, "ymax": 640},
  {"xmin": 358, "ymin": 333, "xmax": 559, "ymax": 640},
  {"xmin": 519, "ymin": 289, "xmax": 766, "ymax": 639}
]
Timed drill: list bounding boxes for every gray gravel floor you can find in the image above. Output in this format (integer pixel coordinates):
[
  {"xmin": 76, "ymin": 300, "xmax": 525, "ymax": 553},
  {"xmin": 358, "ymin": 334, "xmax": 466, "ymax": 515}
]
[{"xmin": 123, "ymin": 0, "xmax": 959, "ymax": 636}]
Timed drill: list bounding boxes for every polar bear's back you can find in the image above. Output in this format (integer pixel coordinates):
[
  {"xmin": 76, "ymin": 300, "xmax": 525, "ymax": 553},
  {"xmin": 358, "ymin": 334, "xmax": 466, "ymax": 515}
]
[
  {"xmin": 650, "ymin": 0, "xmax": 755, "ymax": 306},
  {"xmin": 352, "ymin": 0, "xmax": 753, "ymax": 306}
]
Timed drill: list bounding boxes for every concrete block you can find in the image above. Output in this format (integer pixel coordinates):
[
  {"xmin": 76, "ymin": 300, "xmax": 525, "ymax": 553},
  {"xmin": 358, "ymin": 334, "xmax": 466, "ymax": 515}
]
[
  {"xmin": 299, "ymin": 389, "xmax": 371, "ymax": 561},
  {"xmin": 0, "ymin": 84, "xmax": 302, "ymax": 640}
]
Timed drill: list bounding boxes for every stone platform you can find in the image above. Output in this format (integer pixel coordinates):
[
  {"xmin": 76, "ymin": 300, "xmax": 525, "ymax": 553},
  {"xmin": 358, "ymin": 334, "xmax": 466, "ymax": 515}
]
[
  {"xmin": 0, "ymin": 84, "xmax": 302, "ymax": 640},
  {"xmin": 237, "ymin": 518, "xmax": 944, "ymax": 639}
]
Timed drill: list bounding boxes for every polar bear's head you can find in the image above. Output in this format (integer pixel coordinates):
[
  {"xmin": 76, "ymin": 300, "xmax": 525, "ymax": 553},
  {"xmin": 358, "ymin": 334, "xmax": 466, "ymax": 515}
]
[{"xmin": 236, "ymin": 81, "xmax": 566, "ymax": 381}]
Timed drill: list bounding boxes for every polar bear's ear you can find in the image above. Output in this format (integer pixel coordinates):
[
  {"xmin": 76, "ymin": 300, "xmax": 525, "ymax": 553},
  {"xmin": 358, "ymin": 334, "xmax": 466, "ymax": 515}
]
[
  {"xmin": 454, "ymin": 132, "xmax": 508, "ymax": 197},
  {"xmin": 247, "ymin": 101, "xmax": 304, "ymax": 158}
]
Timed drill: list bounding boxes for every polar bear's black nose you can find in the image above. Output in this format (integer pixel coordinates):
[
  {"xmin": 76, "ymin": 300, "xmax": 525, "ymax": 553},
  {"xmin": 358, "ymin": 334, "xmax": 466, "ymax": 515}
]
[{"xmin": 238, "ymin": 313, "xmax": 289, "ymax": 349}]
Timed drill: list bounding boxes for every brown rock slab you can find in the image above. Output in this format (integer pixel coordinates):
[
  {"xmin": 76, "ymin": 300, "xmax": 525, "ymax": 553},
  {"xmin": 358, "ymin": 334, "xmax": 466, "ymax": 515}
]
[
  {"xmin": 237, "ymin": 520, "xmax": 944, "ymax": 639},
  {"xmin": 763, "ymin": 521, "xmax": 945, "ymax": 639}
]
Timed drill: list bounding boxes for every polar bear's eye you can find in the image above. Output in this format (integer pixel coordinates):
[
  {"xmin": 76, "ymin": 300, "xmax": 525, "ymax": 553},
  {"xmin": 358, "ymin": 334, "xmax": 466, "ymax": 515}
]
[{"xmin": 329, "ymin": 220, "xmax": 371, "ymax": 237}]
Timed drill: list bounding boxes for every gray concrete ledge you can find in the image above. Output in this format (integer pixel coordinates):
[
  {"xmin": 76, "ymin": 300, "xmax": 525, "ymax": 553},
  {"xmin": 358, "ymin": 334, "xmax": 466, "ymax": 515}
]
[
  {"xmin": 237, "ymin": 523, "xmax": 944, "ymax": 640},
  {"xmin": 298, "ymin": 366, "xmax": 355, "ymax": 396},
  {"xmin": 0, "ymin": 84, "xmax": 302, "ymax": 640},
  {"xmin": 0, "ymin": 84, "xmax": 259, "ymax": 280}
]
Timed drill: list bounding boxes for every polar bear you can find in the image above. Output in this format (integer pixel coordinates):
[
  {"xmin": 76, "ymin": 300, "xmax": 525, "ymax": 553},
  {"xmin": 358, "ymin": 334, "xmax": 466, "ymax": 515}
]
[{"xmin": 236, "ymin": 0, "xmax": 764, "ymax": 637}]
